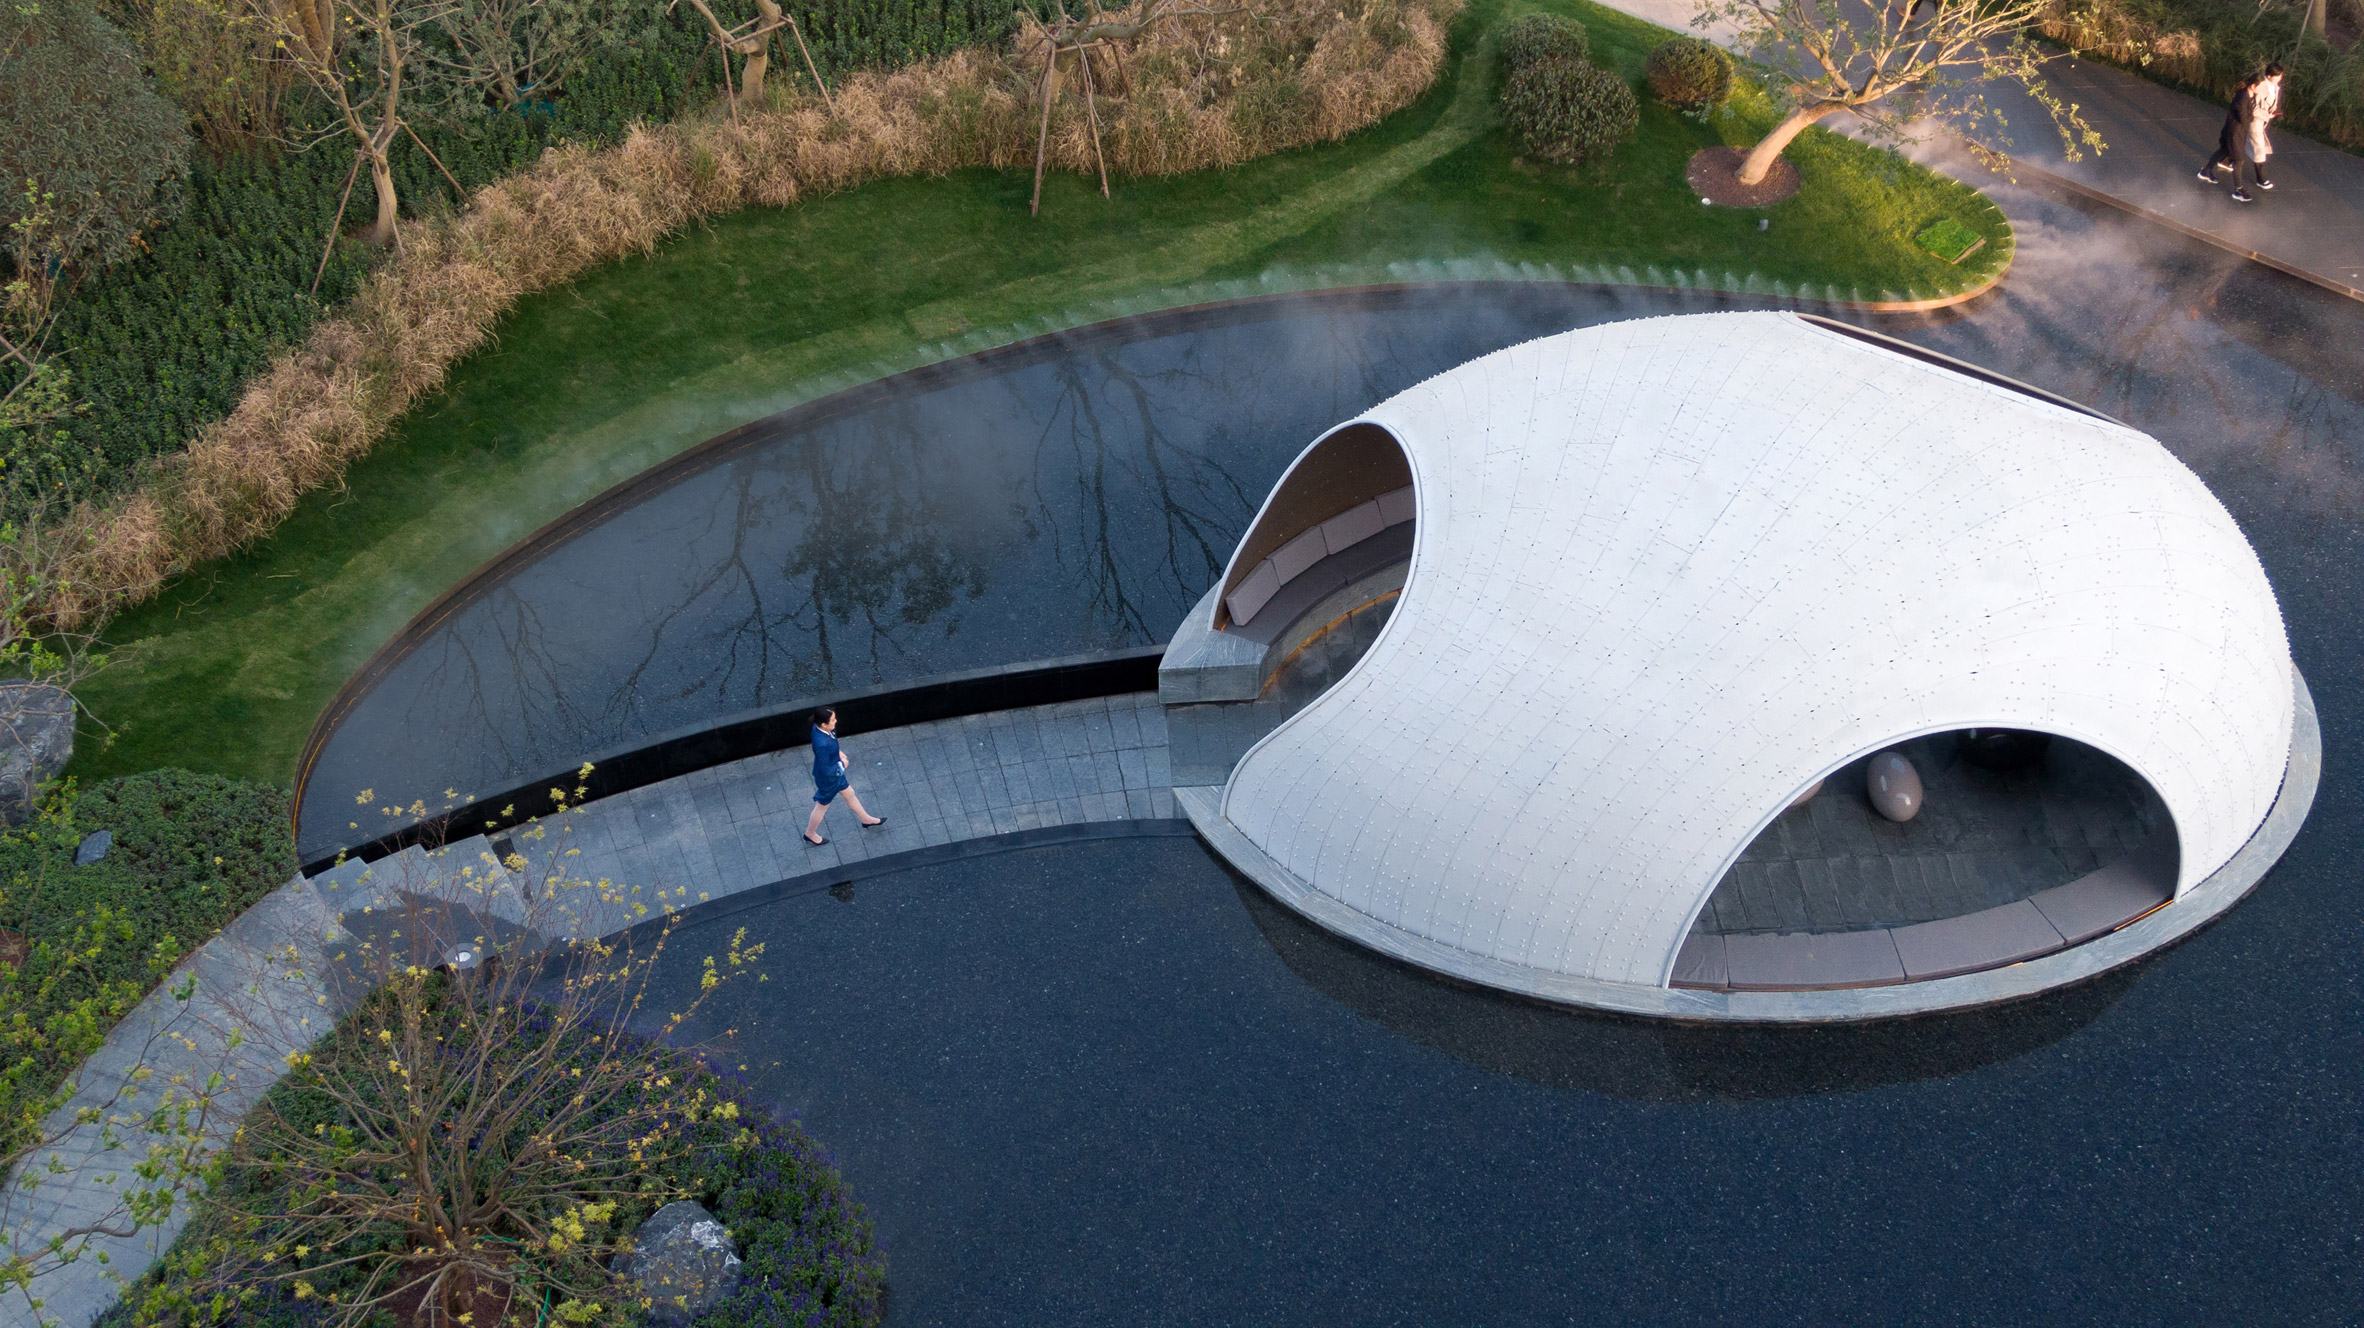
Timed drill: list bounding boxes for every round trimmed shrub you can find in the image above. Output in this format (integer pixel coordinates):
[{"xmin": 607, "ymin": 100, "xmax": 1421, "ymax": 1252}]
[
  {"xmin": 1497, "ymin": 12, "xmax": 1588, "ymax": 72},
  {"xmin": 1645, "ymin": 37, "xmax": 1733, "ymax": 111},
  {"xmin": 1500, "ymin": 59, "xmax": 1640, "ymax": 165}
]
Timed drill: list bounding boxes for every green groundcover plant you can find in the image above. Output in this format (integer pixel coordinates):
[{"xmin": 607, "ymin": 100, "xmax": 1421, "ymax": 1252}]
[{"xmin": 0, "ymin": 771, "xmax": 293, "ymax": 1157}]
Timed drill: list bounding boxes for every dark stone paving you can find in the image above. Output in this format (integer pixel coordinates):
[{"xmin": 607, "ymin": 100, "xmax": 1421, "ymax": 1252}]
[{"xmin": 1696, "ymin": 734, "xmax": 2167, "ymax": 937}]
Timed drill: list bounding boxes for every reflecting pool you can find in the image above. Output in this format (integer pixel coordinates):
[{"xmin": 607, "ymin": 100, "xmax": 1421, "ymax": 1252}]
[
  {"xmin": 610, "ymin": 180, "xmax": 2364, "ymax": 1324},
  {"xmin": 648, "ymin": 830, "xmax": 2354, "ymax": 1325},
  {"xmin": 297, "ymin": 285, "xmax": 1794, "ymax": 861},
  {"xmin": 300, "ymin": 175, "xmax": 2364, "ymax": 868}
]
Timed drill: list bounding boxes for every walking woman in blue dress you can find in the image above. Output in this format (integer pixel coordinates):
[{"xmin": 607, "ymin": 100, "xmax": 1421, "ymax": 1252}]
[{"xmin": 804, "ymin": 707, "xmax": 885, "ymax": 845}]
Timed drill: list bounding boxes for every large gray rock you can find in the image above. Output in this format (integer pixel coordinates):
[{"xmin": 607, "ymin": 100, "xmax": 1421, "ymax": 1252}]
[
  {"xmin": 619, "ymin": 1200, "xmax": 743, "ymax": 1326},
  {"xmin": 1865, "ymin": 751, "xmax": 1924, "ymax": 823},
  {"xmin": 0, "ymin": 683, "xmax": 74, "ymax": 827}
]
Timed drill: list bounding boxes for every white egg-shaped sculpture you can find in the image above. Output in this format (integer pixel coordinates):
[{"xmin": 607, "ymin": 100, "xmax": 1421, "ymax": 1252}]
[{"xmin": 1866, "ymin": 752, "xmax": 1923, "ymax": 823}]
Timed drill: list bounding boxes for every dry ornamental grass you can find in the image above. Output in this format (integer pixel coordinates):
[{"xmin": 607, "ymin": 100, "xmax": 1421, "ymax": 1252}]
[{"xmin": 33, "ymin": 0, "xmax": 1457, "ymax": 629}]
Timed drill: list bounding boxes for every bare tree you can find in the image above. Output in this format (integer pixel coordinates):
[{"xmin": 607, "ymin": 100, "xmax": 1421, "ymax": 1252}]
[
  {"xmin": 673, "ymin": 0, "xmax": 831, "ymax": 112},
  {"xmin": 253, "ymin": 0, "xmax": 462, "ymax": 250},
  {"xmin": 1701, "ymin": 0, "xmax": 2102, "ymax": 186},
  {"xmin": 1014, "ymin": 0, "xmax": 1257, "ymax": 215},
  {"xmin": 416, "ymin": 0, "xmax": 622, "ymax": 111}
]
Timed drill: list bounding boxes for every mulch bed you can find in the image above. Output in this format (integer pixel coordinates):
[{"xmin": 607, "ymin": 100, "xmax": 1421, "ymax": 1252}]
[{"xmin": 1686, "ymin": 146, "xmax": 1800, "ymax": 208}]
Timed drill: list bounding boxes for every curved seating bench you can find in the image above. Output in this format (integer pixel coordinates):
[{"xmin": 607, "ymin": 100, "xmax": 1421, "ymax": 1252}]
[
  {"xmin": 1669, "ymin": 831, "xmax": 2177, "ymax": 990},
  {"xmin": 1225, "ymin": 484, "xmax": 1415, "ymax": 632}
]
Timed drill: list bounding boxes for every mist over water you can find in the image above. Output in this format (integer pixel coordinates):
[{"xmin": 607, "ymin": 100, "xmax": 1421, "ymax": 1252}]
[
  {"xmin": 289, "ymin": 152, "xmax": 2364, "ymax": 1320},
  {"xmin": 296, "ymin": 283, "xmax": 1772, "ymax": 860},
  {"xmin": 301, "ymin": 176, "xmax": 2364, "ymax": 875}
]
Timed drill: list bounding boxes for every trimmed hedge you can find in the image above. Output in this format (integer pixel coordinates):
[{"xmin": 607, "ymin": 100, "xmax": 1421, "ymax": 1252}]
[
  {"xmin": 0, "ymin": 770, "xmax": 294, "ymax": 1150},
  {"xmin": 14, "ymin": 0, "xmax": 1054, "ymax": 523},
  {"xmin": 1500, "ymin": 55, "xmax": 1638, "ymax": 165},
  {"xmin": 1497, "ymin": 11, "xmax": 1587, "ymax": 72},
  {"xmin": 1645, "ymin": 36, "xmax": 1731, "ymax": 112}
]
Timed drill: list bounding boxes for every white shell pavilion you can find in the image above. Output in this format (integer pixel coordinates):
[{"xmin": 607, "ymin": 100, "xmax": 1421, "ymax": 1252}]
[{"xmin": 1165, "ymin": 311, "xmax": 2314, "ymax": 1020}]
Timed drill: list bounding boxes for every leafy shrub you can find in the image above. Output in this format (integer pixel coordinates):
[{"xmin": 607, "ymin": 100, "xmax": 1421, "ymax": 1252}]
[
  {"xmin": 0, "ymin": 0, "xmax": 189, "ymax": 274},
  {"xmin": 686, "ymin": 1104, "xmax": 888, "ymax": 1327},
  {"xmin": 100, "ymin": 0, "xmax": 293, "ymax": 157},
  {"xmin": 1645, "ymin": 36, "xmax": 1732, "ymax": 111},
  {"xmin": 1500, "ymin": 56, "xmax": 1639, "ymax": 165},
  {"xmin": 9, "ymin": 0, "xmax": 1056, "ymax": 525},
  {"xmin": 0, "ymin": 771, "xmax": 293, "ymax": 1153},
  {"xmin": 1497, "ymin": 11, "xmax": 1586, "ymax": 72}
]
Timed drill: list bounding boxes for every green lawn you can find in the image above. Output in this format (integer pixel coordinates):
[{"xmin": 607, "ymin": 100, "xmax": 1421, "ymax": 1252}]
[{"xmin": 70, "ymin": 0, "xmax": 2011, "ymax": 786}]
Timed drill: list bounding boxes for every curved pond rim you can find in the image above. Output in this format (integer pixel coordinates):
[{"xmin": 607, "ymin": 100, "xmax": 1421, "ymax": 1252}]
[
  {"xmin": 296, "ymin": 646, "xmax": 1162, "ymax": 875},
  {"xmin": 605, "ymin": 817, "xmax": 1199, "ymax": 953},
  {"xmin": 290, "ymin": 280, "xmax": 2019, "ymax": 867}
]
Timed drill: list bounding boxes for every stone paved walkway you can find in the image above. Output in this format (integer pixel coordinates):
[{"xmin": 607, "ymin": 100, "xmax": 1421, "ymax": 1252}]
[
  {"xmin": 4, "ymin": 694, "xmax": 1177, "ymax": 1328},
  {"xmin": 1944, "ymin": 54, "xmax": 2364, "ymax": 300}
]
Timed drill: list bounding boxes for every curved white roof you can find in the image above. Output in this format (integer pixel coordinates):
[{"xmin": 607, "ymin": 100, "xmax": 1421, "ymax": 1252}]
[{"xmin": 1219, "ymin": 312, "xmax": 2293, "ymax": 989}]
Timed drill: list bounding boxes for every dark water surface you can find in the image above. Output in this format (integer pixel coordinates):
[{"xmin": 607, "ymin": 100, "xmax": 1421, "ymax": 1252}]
[
  {"xmin": 299, "ymin": 286, "xmax": 1787, "ymax": 860},
  {"xmin": 654, "ymin": 832, "xmax": 2354, "ymax": 1326},
  {"xmin": 608, "ymin": 185, "xmax": 2361, "ymax": 1325},
  {"xmin": 298, "ymin": 179, "xmax": 2364, "ymax": 867}
]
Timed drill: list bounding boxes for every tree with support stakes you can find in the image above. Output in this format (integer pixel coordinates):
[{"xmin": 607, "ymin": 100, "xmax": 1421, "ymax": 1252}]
[
  {"xmin": 673, "ymin": 0, "xmax": 834, "ymax": 114},
  {"xmin": 249, "ymin": 0, "xmax": 471, "ymax": 266},
  {"xmin": 1017, "ymin": 0, "xmax": 1255, "ymax": 216},
  {"xmin": 1696, "ymin": 0, "xmax": 2102, "ymax": 192}
]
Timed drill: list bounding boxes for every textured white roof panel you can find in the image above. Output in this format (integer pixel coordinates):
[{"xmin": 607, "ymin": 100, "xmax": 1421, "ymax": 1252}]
[{"xmin": 1218, "ymin": 312, "xmax": 2293, "ymax": 989}]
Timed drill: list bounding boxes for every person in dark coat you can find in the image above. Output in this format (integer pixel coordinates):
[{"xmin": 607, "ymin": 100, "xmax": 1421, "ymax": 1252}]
[
  {"xmin": 2200, "ymin": 63, "xmax": 2284, "ymax": 203},
  {"xmin": 803, "ymin": 706, "xmax": 885, "ymax": 845}
]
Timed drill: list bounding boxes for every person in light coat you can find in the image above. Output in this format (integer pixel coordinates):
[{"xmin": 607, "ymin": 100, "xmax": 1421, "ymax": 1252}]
[{"xmin": 2200, "ymin": 63, "xmax": 2284, "ymax": 204}]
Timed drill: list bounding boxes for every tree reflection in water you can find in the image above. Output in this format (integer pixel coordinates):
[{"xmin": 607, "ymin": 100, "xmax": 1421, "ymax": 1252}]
[
  {"xmin": 299, "ymin": 208, "xmax": 2364, "ymax": 872},
  {"xmin": 297, "ymin": 289, "xmax": 1614, "ymax": 860}
]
